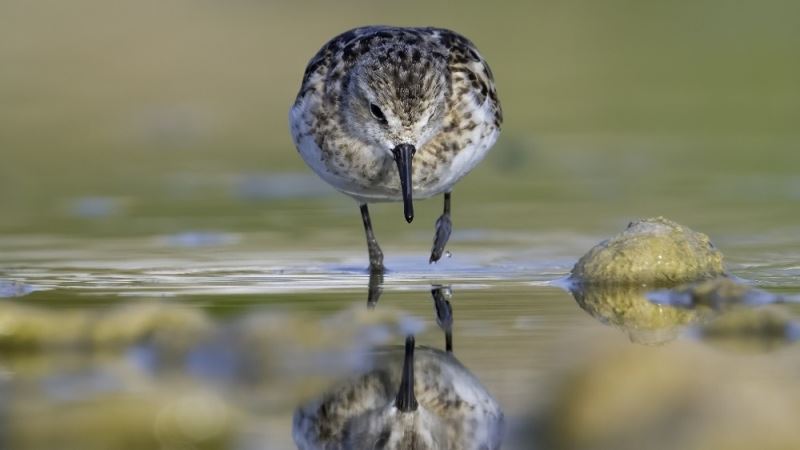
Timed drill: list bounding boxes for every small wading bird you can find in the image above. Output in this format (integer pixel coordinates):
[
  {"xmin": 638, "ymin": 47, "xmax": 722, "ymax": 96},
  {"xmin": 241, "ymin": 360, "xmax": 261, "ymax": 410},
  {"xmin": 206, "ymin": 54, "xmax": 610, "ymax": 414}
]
[{"xmin": 290, "ymin": 26, "xmax": 502, "ymax": 273}]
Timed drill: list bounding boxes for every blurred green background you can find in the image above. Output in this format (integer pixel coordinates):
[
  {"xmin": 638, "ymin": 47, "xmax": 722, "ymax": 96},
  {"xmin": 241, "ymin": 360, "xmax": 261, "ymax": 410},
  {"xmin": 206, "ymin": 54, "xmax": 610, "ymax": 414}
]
[{"xmin": 2, "ymin": 0, "xmax": 799, "ymax": 240}]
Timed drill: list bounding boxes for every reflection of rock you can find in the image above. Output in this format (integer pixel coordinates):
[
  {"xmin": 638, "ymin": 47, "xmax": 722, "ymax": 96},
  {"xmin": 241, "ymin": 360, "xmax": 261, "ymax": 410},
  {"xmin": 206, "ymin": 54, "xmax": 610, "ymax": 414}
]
[
  {"xmin": 648, "ymin": 277, "xmax": 784, "ymax": 311},
  {"xmin": 570, "ymin": 217, "xmax": 725, "ymax": 285},
  {"xmin": 293, "ymin": 337, "xmax": 504, "ymax": 450},
  {"xmin": 695, "ymin": 306, "xmax": 800, "ymax": 353},
  {"xmin": 523, "ymin": 339, "xmax": 800, "ymax": 450},
  {"xmin": 566, "ymin": 217, "xmax": 728, "ymax": 344},
  {"xmin": 570, "ymin": 284, "xmax": 698, "ymax": 345}
]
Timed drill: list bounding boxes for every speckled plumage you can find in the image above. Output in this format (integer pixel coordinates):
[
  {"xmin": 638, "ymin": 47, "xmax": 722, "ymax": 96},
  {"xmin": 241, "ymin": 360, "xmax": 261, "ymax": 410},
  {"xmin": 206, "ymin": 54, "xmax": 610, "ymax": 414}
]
[
  {"xmin": 290, "ymin": 26, "xmax": 502, "ymax": 270},
  {"xmin": 292, "ymin": 345, "xmax": 504, "ymax": 450},
  {"xmin": 290, "ymin": 25, "xmax": 502, "ymax": 203}
]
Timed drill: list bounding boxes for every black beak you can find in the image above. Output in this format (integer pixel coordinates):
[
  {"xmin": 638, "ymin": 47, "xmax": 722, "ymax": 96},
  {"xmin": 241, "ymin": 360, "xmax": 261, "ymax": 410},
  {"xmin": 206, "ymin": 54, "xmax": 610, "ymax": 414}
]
[
  {"xmin": 392, "ymin": 144, "xmax": 415, "ymax": 223},
  {"xmin": 395, "ymin": 335, "xmax": 418, "ymax": 413}
]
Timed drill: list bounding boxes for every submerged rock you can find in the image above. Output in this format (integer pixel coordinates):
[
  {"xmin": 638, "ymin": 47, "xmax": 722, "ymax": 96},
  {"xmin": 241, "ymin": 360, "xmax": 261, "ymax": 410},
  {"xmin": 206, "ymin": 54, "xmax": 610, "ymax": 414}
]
[
  {"xmin": 642, "ymin": 277, "xmax": 797, "ymax": 350},
  {"xmin": 648, "ymin": 277, "xmax": 784, "ymax": 311},
  {"xmin": 570, "ymin": 217, "xmax": 725, "ymax": 285},
  {"xmin": 694, "ymin": 306, "xmax": 800, "ymax": 353}
]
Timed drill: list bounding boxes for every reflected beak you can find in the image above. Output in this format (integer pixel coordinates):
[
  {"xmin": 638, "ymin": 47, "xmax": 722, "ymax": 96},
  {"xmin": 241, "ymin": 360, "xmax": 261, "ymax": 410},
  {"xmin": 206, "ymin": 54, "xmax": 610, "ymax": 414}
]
[
  {"xmin": 395, "ymin": 335, "xmax": 418, "ymax": 413},
  {"xmin": 392, "ymin": 144, "xmax": 415, "ymax": 223}
]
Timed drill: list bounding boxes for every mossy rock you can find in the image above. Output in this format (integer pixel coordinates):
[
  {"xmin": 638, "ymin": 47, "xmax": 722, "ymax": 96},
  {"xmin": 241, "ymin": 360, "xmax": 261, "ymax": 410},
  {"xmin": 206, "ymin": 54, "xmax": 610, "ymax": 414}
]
[{"xmin": 570, "ymin": 217, "xmax": 725, "ymax": 285}]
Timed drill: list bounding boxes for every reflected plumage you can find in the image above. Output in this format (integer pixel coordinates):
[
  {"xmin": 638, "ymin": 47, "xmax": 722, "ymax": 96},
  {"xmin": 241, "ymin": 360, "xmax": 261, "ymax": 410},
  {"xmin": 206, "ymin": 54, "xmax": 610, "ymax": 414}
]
[{"xmin": 293, "ymin": 336, "xmax": 504, "ymax": 450}]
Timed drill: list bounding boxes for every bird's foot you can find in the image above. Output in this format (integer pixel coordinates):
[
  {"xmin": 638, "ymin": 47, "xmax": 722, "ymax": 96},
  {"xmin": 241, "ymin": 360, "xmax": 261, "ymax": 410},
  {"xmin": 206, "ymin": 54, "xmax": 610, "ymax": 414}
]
[{"xmin": 429, "ymin": 213, "xmax": 452, "ymax": 263}]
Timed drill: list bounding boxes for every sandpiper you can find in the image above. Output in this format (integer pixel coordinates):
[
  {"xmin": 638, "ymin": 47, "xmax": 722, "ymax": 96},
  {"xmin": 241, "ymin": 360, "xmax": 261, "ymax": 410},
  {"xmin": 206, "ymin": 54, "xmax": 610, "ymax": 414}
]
[
  {"xmin": 290, "ymin": 26, "xmax": 502, "ymax": 272},
  {"xmin": 293, "ymin": 335, "xmax": 504, "ymax": 450}
]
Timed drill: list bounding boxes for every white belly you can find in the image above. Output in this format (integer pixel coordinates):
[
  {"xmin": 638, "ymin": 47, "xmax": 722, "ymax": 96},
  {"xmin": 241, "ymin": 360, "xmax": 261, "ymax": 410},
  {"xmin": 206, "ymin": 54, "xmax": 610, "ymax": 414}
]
[{"xmin": 290, "ymin": 101, "xmax": 499, "ymax": 204}]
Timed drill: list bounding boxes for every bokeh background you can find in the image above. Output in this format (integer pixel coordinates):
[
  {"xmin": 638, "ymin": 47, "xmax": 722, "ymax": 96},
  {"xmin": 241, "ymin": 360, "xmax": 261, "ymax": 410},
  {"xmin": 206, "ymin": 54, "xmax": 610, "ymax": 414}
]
[{"xmin": 3, "ymin": 0, "xmax": 799, "ymax": 241}]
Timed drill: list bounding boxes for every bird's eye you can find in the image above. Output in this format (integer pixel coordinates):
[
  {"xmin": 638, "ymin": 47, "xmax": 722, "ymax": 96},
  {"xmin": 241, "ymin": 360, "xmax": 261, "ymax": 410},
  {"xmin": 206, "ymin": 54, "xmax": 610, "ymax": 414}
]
[{"xmin": 369, "ymin": 103, "xmax": 387, "ymax": 123}]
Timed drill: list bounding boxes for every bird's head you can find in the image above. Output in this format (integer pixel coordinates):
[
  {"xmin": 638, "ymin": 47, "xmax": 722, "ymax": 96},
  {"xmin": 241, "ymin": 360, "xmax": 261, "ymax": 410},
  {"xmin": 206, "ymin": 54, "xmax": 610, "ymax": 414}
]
[
  {"xmin": 343, "ymin": 337, "xmax": 446, "ymax": 449},
  {"xmin": 341, "ymin": 43, "xmax": 450, "ymax": 222}
]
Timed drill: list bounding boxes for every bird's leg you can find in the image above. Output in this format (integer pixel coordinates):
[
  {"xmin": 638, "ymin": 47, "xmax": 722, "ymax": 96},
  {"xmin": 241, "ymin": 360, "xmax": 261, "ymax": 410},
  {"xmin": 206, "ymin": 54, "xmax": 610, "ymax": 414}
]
[
  {"xmin": 360, "ymin": 204, "xmax": 385, "ymax": 274},
  {"xmin": 429, "ymin": 192, "xmax": 452, "ymax": 263},
  {"xmin": 431, "ymin": 285, "xmax": 454, "ymax": 353},
  {"xmin": 366, "ymin": 270, "xmax": 384, "ymax": 309}
]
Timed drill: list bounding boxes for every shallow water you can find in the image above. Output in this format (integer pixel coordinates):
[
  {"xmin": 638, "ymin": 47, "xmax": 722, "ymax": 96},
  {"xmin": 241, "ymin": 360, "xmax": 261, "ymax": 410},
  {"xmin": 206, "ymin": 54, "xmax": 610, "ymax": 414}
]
[
  {"xmin": 2, "ymin": 204, "xmax": 800, "ymax": 448},
  {"xmin": 4, "ymin": 143, "xmax": 800, "ymax": 449}
]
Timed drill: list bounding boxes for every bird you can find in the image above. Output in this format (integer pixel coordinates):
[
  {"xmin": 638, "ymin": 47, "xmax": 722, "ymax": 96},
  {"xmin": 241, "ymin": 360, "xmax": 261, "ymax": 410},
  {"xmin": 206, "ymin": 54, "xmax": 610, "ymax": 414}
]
[
  {"xmin": 292, "ymin": 335, "xmax": 505, "ymax": 450},
  {"xmin": 290, "ymin": 26, "xmax": 502, "ymax": 273}
]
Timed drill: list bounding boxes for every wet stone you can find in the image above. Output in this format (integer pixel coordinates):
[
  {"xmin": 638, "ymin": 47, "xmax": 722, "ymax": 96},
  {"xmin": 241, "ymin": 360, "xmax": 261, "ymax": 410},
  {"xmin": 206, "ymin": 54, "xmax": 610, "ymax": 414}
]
[
  {"xmin": 648, "ymin": 277, "xmax": 785, "ymax": 311},
  {"xmin": 570, "ymin": 217, "xmax": 726, "ymax": 285},
  {"xmin": 695, "ymin": 306, "xmax": 800, "ymax": 353}
]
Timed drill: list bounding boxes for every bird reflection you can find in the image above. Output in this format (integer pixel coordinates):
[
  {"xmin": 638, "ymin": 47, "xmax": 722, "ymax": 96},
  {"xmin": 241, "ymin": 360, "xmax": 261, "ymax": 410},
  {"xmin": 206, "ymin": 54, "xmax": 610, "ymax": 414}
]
[
  {"xmin": 293, "ymin": 288, "xmax": 503, "ymax": 450},
  {"xmin": 431, "ymin": 285, "xmax": 453, "ymax": 353}
]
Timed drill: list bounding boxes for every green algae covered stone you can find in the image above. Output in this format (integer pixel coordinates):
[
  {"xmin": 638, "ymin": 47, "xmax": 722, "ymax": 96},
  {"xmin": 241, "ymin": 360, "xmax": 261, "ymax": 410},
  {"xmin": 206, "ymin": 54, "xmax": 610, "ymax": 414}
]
[{"xmin": 570, "ymin": 217, "xmax": 726, "ymax": 285}]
